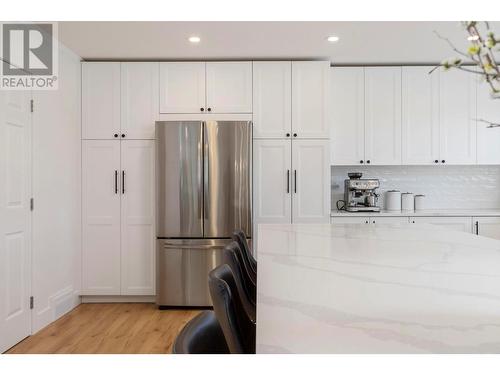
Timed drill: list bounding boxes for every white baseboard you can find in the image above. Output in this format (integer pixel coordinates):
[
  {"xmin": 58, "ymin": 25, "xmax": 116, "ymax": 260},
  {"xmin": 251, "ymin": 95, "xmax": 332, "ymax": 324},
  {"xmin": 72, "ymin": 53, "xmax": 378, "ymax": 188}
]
[{"xmin": 81, "ymin": 295, "xmax": 156, "ymax": 303}]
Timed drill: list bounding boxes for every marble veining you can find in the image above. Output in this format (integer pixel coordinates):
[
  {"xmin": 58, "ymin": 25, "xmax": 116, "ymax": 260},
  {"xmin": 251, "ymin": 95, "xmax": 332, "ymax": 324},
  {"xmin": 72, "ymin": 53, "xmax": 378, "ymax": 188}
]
[{"xmin": 256, "ymin": 223, "xmax": 500, "ymax": 353}]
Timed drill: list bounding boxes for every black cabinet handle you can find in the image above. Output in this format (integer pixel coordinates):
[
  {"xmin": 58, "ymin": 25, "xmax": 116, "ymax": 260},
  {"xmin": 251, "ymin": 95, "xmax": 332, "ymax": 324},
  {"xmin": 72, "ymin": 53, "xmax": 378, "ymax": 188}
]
[
  {"xmin": 441, "ymin": 160, "xmax": 445, "ymax": 163},
  {"xmin": 294, "ymin": 170, "xmax": 297, "ymax": 193},
  {"xmin": 365, "ymin": 220, "xmax": 369, "ymax": 224},
  {"xmin": 114, "ymin": 170, "xmax": 118, "ymax": 194},
  {"xmin": 122, "ymin": 134, "xmax": 126, "ymax": 138},
  {"xmin": 434, "ymin": 160, "xmax": 438, "ymax": 163},
  {"xmin": 360, "ymin": 160, "xmax": 364, "ymax": 164},
  {"xmin": 286, "ymin": 170, "xmax": 290, "ymax": 193},
  {"xmin": 122, "ymin": 170, "xmax": 125, "ymax": 194},
  {"xmin": 207, "ymin": 107, "xmax": 212, "ymax": 112},
  {"xmin": 475, "ymin": 221, "xmax": 479, "ymax": 235},
  {"xmin": 114, "ymin": 133, "xmax": 118, "ymax": 138},
  {"xmin": 293, "ymin": 133, "xmax": 297, "ymax": 137},
  {"xmin": 286, "ymin": 133, "xmax": 290, "ymax": 137},
  {"xmin": 366, "ymin": 160, "xmax": 371, "ymax": 164},
  {"xmin": 200, "ymin": 107, "xmax": 204, "ymax": 112}
]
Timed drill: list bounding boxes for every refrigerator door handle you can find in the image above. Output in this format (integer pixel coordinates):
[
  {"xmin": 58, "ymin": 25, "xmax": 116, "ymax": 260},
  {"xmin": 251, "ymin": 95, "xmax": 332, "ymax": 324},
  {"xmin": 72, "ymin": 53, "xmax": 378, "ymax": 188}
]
[{"xmin": 203, "ymin": 122, "xmax": 209, "ymax": 221}]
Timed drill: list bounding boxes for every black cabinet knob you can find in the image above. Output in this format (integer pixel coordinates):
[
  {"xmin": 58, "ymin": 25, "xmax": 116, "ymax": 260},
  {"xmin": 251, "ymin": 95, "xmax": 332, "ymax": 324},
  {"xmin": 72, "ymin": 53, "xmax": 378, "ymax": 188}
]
[
  {"xmin": 434, "ymin": 160, "xmax": 438, "ymax": 163},
  {"xmin": 121, "ymin": 134, "xmax": 125, "ymax": 138},
  {"xmin": 293, "ymin": 133, "xmax": 297, "ymax": 137},
  {"xmin": 207, "ymin": 107, "xmax": 212, "ymax": 112},
  {"xmin": 365, "ymin": 220, "xmax": 369, "ymax": 224},
  {"xmin": 441, "ymin": 160, "xmax": 445, "ymax": 163},
  {"xmin": 366, "ymin": 160, "xmax": 371, "ymax": 164},
  {"xmin": 114, "ymin": 134, "xmax": 118, "ymax": 138},
  {"xmin": 200, "ymin": 107, "xmax": 204, "ymax": 112},
  {"xmin": 360, "ymin": 160, "xmax": 364, "ymax": 164},
  {"xmin": 286, "ymin": 133, "xmax": 290, "ymax": 137}
]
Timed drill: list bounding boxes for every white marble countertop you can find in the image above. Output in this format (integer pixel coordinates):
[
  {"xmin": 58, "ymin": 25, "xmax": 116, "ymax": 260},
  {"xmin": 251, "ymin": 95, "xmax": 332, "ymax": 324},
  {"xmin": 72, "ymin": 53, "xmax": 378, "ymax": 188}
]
[
  {"xmin": 331, "ymin": 209, "xmax": 500, "ymax": 217},
  {"xmin": 256, "ymin": 223, "xmax": 500, "ymax": 353}
]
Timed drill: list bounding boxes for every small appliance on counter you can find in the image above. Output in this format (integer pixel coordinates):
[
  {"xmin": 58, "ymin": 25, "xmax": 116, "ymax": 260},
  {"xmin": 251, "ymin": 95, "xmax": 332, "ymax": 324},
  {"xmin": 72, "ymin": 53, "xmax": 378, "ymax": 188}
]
[
  {"xmin": 343, "ymin": 172, "xmax": 381, "ymax": 212},
  {"xmin": 385, "ymin": 190, "xmax": 402, "ymax": 211}
]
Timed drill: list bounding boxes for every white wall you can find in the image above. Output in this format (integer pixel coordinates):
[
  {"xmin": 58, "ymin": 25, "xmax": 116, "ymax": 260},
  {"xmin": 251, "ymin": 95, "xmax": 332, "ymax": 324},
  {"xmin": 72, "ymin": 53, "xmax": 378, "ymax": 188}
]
[
  {"xmin": 332, "ymin": 165, "xmax": 500, "ymax": 211},
  {"xmin": 31, "ymin": 43, "xmax": 82, "ymax": 333}
]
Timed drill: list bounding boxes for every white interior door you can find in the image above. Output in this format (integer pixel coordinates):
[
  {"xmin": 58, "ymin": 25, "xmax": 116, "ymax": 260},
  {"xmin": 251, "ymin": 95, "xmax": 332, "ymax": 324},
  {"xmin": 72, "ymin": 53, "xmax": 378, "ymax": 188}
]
[
  {"xmin": 402, "ymin": 67, "xmax": 440, "ymax": 165},
  {"xmin": 292, "ymin": 139, "xmax": 330, "ymax": 223},
  {"xmin": 82, "ymin": 62, "xmax": 121, "ymax": 140},
  {"xmin": 253, "ymin": 139, "xmax": 292, "ymax": 224},
  {"xmin": 206, "ymin": 62, "xmax": 253, "ymax": 113},
  {"xmin": 121, "ymin": 62, "xmax": 159, "ymax": 139},
  {"xmin": 82, "ymin": 140, "xmax": 121, "ymax": 295},
  {"xmin": 330, "ymin": 67, "xmax": 365, "ymax": 165},
  {"xmin": 252, "ymin": 61, "xmax": 292, "ymax": 138},
  {"xmin": 120, "ymin": 140, "xmax": 156, "ymax": 295},
  {"xmin": 159, "ymin": 62, "xmax": 206, "ymax": 114},
  {"xmin": 0, "ymin": 90, "xmax": 32, "ymax": 353},
  {"xmin": 364, "ymin": 67, "xmax": 402, "ymax": 165}
]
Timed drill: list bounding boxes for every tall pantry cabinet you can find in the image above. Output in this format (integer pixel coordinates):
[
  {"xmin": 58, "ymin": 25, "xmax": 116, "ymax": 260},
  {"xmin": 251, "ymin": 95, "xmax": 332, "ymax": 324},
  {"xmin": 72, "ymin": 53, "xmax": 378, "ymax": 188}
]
[
  {"xmin": 81, "ymin": 62, "xmax": 157, "ymax": 296},
  {"xmin": 253, "ymin": 61, "xmax": 331, "ymax": 228}
]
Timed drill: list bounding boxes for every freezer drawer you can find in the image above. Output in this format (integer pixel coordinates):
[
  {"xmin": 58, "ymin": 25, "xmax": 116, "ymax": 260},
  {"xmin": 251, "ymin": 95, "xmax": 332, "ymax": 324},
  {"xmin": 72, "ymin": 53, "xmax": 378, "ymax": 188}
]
[{"xmin": 156, "ymin": 238, "xmax": 228, "ymax": 307}]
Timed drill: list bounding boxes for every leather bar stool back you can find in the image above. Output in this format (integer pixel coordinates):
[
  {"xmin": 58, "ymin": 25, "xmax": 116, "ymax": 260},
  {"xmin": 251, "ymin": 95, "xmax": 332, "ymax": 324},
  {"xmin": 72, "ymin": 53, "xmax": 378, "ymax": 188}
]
[
  {"xmin": 232, "ymin": 230, "xmax": 257, "ymax": 275},
  {"xmin": 172, "ymin": 311, "xmax": 229, "ymax": 354},
  {"xmin": 209, "ymin": 264, "xmax": 256, "ymax": 354}
]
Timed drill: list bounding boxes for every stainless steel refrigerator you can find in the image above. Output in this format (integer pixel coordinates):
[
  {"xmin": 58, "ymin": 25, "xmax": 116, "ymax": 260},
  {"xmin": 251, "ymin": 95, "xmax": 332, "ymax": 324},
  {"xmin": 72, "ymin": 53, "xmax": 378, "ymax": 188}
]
[{"xmin": 156, "ymin": 120, "xmax": 252, "ymax": 307}]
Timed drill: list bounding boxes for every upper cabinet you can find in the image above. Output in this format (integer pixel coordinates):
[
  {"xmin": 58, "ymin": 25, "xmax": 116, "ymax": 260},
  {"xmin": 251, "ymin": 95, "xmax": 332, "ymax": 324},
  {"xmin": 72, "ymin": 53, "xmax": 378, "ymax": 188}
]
[
  {"xmin": 330, "ymin": 67, "xmax": 365, "ymax": 165},
  {"xmin": 364, "ymin": 67, "xmax": 402, "ymax": 165},
  {"xmin": 292, "ymin": 61, "xmax": 330, "ymax": 138},
  {"xmin": 477, "ymin": 80, "xmax": 500, "ymax": 164},
  {"xmin": 82, "ymin": 62, "xmax": 121, "ymax": 140},
  {"xmin": 159, "ymin": 62, "xmax": 206, "ymax": 114},
  {"xmin": 439, "ymin": 69, "xmax": 476, "ymax": 164},
  {"xmin": 402, "ymin": 66, "xmax": 440, "ymax": 165},
  {"xmin": 121, "ymin": 63, "xmax": 159, "ymax": 139},
  {"xmin": 206, "ymin": 62, "xmax": 252, "ymax": 113},
  {"xmin": 159, "ymin": 62, "xmax": 252, "ymax": 114},
  {"xmin": 253, "ymin": 61, "xmax": 292, "ymax": 138}
]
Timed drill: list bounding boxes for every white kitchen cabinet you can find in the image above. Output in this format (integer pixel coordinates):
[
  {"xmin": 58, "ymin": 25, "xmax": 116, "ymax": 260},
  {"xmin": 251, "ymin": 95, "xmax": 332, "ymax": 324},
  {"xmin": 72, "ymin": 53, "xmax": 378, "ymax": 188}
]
[
  {"xmin": 476, "ymin": 81, "xmax": 500, "ymax": 164},
  {"xmin": 82, "ymin": 62, "xmax": 121, "ymax": 139},
  {"xmin": 364, "ymin": 67, "xmax": 402, "ymax": 165},
  {"xmin": 253, "ymin": 61, "xmax": 292, "ymax": 138},
  {"xmin": 206, "ymin": 62, "xmax": 252, "ymax": 113},
  {"xmin": 292, "ymin": 61, "xmax": 330, "ymax": 138},
  {"xmin": 439, "ymin": 69, "xmax": 477, "ymax": 164},
  {"xmin": 473, "ymin": 217, "xmax": 500, "ymax": 240},
  {"xmin": 292, "ymin": 140, "xmax": 330, "ymax": 223},
  {"xmin": 82, "ymin": 140, "xmax": 156, "ymax": 296},
  {"xmin": 409, "ymin": 216, "xmax": 472, "ymax": 233},
  {"xmin": 330, "ymin": 217, "xmax": 407, "ymax": 224},
  {"xmin": 159, "ymin": 62, "xmax": 206, "ymax": 114},
  {"xmin": 331, "ymin": 217, "xmax": 371, "ymax": 224},
  {"xmin": 330, "ymin": 67, "xmax": 365, "ymax": 165},
  {"xmin": 121, "ymin": 63, "xmax": 159, "ymax": 139},
  {"xmin": 253, "ymin": 139, "xmax": 292, "ymax": 224},
  {"xmin": 120, "ymin": 141, "xmax": 156, "ymax": 295},
  {"xmin": 82, "ymin": 141, "xmax": 121, "ymax": 294},
  {"xmin": 402, "ymin": 67, "xmax": 440, "ymax": 165}
]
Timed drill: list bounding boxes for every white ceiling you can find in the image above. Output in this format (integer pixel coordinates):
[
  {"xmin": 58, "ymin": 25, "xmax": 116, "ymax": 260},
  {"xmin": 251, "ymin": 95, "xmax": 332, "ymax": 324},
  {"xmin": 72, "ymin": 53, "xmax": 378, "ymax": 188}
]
[{"xmin": 58, "ymin": 21, "xmax": 499, "ymax": 63}]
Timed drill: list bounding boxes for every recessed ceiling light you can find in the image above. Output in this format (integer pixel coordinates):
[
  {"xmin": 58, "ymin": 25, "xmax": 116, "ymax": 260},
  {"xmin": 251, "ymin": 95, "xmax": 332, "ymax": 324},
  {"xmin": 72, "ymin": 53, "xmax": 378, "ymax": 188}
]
[
  {"xmin": 327, "ymin": 35, "xmax": 340, "ymax": 43},
  {"xmin": 467, "ymin": 35, "xmax": 479, "ymax": 41},
  {"xmin": 188, "ymin": 36, "xmax": 201, "ymax": 43}
]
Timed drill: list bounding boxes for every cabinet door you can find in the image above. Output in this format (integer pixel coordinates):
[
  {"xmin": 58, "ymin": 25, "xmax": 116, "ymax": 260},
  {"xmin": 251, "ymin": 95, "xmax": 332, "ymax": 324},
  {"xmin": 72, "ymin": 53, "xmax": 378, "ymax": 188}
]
[
  {"xmin": 365, "ymin": 67, "xmax": 402, "ymax": 165},
  {"xmin": 330, "ymin": 67, "xmax": 365, "ymax": 165},
  {"xmin": 253, "ymin": 61, "xmax": 291, "ymax": 138},
  {"xmin": 331, "ymin": 217, "xmax": 370, "ymax": 224},
  {"xmin": 402, "ymin": 67, "xmax": 440, "ymax": 165},
  {"xmin": 120, "ymin": 141, "xmax": 156, "ymax": 295},
  {"xmin": 477, "ymin": 81, "xmax": 500, "ymax": 164},
  {"xmin": 253, "ymin": 139, "xmax": 292, "ymax": 224},
  {"xmin": 292, "ymin": 140, "xmax": 330, "ymax": 223},
  {"xmin": 370, "ymin": 217, "xmax": 409, "ymax": 225},
  {"xmin": 291, "ymin": 61, "xmax": 330, "ymax": 138},
  {"xmin": 159, "ymin": 62, "xmax": 206, "ymax": 113},
  {"xmin": 439, "ymin": 69, "xmax": 477, "ymax": 164},
  {"xmin": 411, "ymin": 216, "xmax": 472, "ymax": 233},
  {"xmin": 82, "ymin": 62, "xmax": 121, "ymax": 139},
  {"xmin": 121, "ymin": 63, "xmax": 159, "ymax": 139},
  {"xmin": 474, "ymin": 217, "xmax": 500, "ymax": 240},
  {"xmin": 82, "ymin": 141, "xmax": 121, "ymax": 294},
  {"xmin": 206, "ymin": 62, "xmax": 252, "ymax": 113}
]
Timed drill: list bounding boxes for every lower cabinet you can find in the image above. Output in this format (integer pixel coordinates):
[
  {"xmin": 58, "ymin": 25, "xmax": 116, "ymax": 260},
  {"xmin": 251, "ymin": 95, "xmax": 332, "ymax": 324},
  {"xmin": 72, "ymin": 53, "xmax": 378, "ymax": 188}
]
[
  {"xmin": 253, "ymin": 139, "xmax": 330, "ymax": 226},
  {"xmin": 409, "ymin": 216, "xmax": 472, "ymax": 233},
  {"xmin": 82, "ymin": 140, "xmax": 155, "ymax": 295},
  {"xmin": 330, "ymin": 216, "xmax": 408, "ymax": 225},
  {"xmin": 473, "ymin": 217, "xmax": 500, "ymax": 240}
]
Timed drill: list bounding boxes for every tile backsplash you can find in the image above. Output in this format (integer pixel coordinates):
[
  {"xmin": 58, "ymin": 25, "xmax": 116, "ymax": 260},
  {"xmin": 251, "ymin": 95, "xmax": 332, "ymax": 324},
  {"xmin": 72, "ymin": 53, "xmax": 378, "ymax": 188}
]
[{"xmin": 331, "ymin": 165, "xmax": 500, "ymax": 210}]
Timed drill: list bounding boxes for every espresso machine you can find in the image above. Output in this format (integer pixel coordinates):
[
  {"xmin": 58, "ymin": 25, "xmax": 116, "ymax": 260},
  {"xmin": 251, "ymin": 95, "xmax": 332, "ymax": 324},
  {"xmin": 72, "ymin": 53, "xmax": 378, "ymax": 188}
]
[{"xmin": 343, "ymin": 172, "xmax": 381, "ymax": 212}]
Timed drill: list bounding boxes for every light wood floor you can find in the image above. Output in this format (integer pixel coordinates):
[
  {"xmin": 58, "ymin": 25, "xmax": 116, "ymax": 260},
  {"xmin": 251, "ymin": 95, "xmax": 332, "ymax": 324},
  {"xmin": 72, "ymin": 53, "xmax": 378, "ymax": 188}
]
[{"xmin": 6, "ymin": 303, "xmax": 202, "ymax": 354}]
